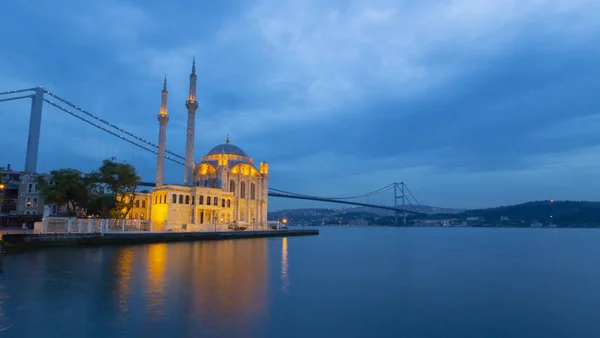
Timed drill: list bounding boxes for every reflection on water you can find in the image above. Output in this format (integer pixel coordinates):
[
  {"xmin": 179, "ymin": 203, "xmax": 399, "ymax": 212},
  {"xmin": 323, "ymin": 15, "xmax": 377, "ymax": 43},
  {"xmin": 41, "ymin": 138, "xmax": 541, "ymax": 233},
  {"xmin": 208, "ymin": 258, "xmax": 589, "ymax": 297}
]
[
  {"xmin": 3, "ymin": 228, "xmax": 600, "ymax": 337},
  {"xmin": 115, "ymin": 247, "xmax": 133, "ymax": 316},
  {"xmin": 0, "ymin": 283, "xmax": 9, "ymax": 334},
  {"xmin": 146, "ymin": 243, "xmax": 166, "ymax": 319},
  {"xmin": 281, "ymin": 237, "xmax": 289, "ymax": 294},
  {"xmin": 0, "ymin": 239, "xmax": 270, "ymax": 337}
]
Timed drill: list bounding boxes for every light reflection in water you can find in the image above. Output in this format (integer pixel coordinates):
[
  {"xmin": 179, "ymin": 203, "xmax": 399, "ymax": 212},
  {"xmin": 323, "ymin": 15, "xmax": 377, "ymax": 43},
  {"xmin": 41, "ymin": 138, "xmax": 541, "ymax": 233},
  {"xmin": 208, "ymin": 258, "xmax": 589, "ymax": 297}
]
[
  {"xmin": 0, "ymin": 239, "xmax": 270, "ymax": 336},
  {"xmin": 115, "ymin": 247, "xmax": 133, "ymax": 321},
  {"xmin": 146, "ymin": 243, "xmax": 167, "ymax": 319},
  {"xmin": 281, "ymin": 237, "xmax": 289, "ymax": 294},
  {"xmin": 191, "ymin": 240, "xmax": 269, "ymax": 328},
  {"xmin": 137, "ymin": 239, "xmax": 269, "ymax": 335}
]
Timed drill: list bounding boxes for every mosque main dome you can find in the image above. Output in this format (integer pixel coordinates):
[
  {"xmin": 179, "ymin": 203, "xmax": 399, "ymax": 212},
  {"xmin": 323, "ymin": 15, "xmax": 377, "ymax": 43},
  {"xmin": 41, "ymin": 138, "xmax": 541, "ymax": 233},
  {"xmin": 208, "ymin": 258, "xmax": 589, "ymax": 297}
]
[{"xmin": 206, "ymin": 143, "xmax": 249, "ymax": 158}]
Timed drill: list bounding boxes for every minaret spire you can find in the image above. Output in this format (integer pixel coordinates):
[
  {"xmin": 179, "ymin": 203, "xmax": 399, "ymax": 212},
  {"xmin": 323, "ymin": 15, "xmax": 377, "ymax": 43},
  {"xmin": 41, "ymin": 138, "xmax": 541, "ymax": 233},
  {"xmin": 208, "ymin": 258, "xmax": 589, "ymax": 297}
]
[
  {"xmin": 184, "ymin": 56, "xmax": 199, "ymax": 186},
  {"xmin": 156, "ymin": 76, "xmax": 170, "ymax": 186},
  {"xmin": 226, "ymin": 134, "xmax": 230, "ymax": 144},
  {"xmin": 159, "ymin": 75, "xmax": 168, "ymax": 115}
]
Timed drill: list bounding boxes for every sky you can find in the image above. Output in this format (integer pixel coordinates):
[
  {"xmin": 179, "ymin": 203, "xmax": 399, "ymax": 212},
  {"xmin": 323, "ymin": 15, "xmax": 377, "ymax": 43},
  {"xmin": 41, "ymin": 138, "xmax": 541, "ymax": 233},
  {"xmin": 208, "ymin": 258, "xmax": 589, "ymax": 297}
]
[{"xmin": 1, "ymin": 0, "xmax": 600, "ymax": 210}]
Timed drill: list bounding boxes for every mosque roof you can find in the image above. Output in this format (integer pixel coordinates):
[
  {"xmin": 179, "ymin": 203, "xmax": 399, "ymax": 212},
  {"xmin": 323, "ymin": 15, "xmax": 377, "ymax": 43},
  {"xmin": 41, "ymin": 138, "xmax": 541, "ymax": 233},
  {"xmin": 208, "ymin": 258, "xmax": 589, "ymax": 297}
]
[{"xmin": 206, "ymin": 143, "xmax": 249, "ymax": 157}]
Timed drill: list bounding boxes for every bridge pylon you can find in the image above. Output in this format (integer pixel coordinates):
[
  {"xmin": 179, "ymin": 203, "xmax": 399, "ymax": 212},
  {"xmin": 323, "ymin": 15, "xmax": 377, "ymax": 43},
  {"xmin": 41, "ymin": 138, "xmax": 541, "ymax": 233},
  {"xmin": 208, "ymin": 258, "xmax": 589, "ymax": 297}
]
[
  {"xmin": 394, "ymin": 182, "xmax": 407, "ymax": 226},
  {"xmin": 25, "ymin": 87, "xmax": 44, "ymax": 174}
]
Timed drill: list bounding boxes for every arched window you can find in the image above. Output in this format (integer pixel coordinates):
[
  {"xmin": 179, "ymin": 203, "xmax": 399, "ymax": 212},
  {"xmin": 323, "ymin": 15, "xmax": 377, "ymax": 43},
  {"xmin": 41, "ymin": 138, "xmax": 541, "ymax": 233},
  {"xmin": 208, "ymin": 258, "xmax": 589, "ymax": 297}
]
[
  {"xmin": 207, "ymin": 196, "xmax": 211, "ymax": 206},
  {"xmin": 230, "ymin": 180, "xmax": 236, "ymax": 193},
  {"xmin": 241, "ymin": 182, "xmax": 246, "ymax": 198},
  {"xmin": 250, "ymin": 183, "xmax": 256, "ymax": 200},
  {"xmin": 199, "ymin": 196, "xmax": 204, "ymax": 205},
  {"xmin": 33, "ymin": 197, "xmax": 38, "ymax": 207},
  {"xmin": 179, "ymin": 195, "xmax": 183, "ymax": 204},
  {"xmin": 135, "ymin": 200, "xmax": 140, "ymax": 208},
  {"xmin": 227, "ymin": 200, "xmax": 231, "ymax": 208},
  {"xmin": 185, "ymin": 195, "xmax": 190, "ymax": 204},
  {"xmin": 142, "ymin": 200, "xmax": 146, "ymax": 208},
  {"xmin": 172, "ymin": 194, "xmax": 177, "ymax": 204},
  {"xmin": 221, "ymin": 199, "xmax": 225, "ymax": 208},
  {"xmin": 154, "ymin": 196, "xmax": 157, "ymax": 204},
  {"xmin": 162, "ymin": 195, "xmax": 166, "ymax": 204},
  {"xmin": 213, "ymin": 197, "xmax": 218, "ymax": 206}
]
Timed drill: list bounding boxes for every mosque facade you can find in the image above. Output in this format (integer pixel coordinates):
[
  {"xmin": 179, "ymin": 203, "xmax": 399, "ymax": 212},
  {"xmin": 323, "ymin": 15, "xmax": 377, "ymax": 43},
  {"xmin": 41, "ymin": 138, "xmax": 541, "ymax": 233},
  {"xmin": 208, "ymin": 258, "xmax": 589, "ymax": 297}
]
[{"xmin": 133, "ymin": 58, "xmax": 269, "ymax": 230}]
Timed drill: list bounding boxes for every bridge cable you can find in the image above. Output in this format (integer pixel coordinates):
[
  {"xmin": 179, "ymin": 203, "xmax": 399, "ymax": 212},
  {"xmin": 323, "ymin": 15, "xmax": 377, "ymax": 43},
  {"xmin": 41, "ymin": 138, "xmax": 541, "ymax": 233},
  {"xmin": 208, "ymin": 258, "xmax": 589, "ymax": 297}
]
[
  {"xmin": 402, "ymin": 183, "xmax": 427, "ymax": 214},
  {"xmin": 269, "ymin": 183, "xmax": 394, "ymax": 200},
  {"xmin": 43, "ymin": 90, "xmax": 186, "ymax": 161},
  {"xmin": 43, "ymin": 98, "xmax": 185, "ymax": 166},
  {"xmin": 0, "ymin": 88, "xmax": 36, "ymax": 96},
  {"xmin": 0, "ymin": 94, "xmax": 34, "ymax": 103}
]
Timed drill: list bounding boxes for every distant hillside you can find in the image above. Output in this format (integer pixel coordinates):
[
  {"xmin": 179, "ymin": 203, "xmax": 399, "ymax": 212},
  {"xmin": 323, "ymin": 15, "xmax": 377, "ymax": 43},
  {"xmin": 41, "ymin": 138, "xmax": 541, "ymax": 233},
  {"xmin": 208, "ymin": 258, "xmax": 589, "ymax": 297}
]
[
  {"xmin": 461, "ymin": 200, "xmax": 600, "ymax": 225},
  {"xmin": 268, "ymin": 201, "xmax": 600, "ymax": 227},
  {"xmin": 270, "ymin": 205, "xmax": 464, "ymax": 217}
]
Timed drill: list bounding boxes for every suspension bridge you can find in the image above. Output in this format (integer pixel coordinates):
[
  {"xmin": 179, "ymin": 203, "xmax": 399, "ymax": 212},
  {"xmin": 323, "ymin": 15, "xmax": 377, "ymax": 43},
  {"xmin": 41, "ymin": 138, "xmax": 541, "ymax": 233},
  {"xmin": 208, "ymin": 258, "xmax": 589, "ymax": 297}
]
[{"xmin": 0, "ymin": 87, "xmax": 428, "ymax": 224}]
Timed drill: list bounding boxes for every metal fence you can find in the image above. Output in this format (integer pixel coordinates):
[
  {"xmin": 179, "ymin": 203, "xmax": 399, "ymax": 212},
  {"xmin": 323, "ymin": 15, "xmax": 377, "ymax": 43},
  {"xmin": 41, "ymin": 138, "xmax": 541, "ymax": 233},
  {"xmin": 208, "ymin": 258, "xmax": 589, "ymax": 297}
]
[
  {"xmin": 40, "ymin": 218, "xmax": 150, "ymax": 234},
  {"xmin": 37, "ymin": 218, "xmax": 280, "ymax": 234},
  {"xmin": 164, "ymin": 222, "xmax": 273, "ymax": 232}
]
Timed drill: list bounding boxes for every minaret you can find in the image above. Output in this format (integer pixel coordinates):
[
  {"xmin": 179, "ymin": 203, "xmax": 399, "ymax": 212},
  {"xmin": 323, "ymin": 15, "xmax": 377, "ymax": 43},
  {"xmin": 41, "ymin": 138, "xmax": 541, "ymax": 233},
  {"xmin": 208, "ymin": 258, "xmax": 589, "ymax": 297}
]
[
  {"xmin": 184, "ymin": 57, "xmax": 199, "ymax": 186},
  {"xmin": 156, "ymin": 75, "xmax": 169, "ymax": 186},
  {"xmin": 216, "ymin": 135, "xmax": 230, "ymax": 191}
]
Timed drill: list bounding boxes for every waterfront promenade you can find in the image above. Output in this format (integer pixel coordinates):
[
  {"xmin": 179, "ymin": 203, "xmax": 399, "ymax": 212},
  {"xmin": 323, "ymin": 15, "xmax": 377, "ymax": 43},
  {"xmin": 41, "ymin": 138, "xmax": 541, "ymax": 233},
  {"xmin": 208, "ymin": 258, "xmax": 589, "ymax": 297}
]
[{"xmin": 0, "ymin": 228, "xmax": 318, "ymax": 248}]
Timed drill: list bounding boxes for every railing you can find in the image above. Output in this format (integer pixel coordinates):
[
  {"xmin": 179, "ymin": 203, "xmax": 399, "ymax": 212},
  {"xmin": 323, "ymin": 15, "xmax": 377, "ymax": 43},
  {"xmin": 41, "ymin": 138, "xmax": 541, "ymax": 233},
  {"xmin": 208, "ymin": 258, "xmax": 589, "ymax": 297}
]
[
  {"xmin": 39, "ymin": 218, "xmax": 149, "ymax": 234},
  {"xmin": 36, "ymin": 218, "xmax": 279, "ymax": 234},
  {"xmin": 164, "ymin": 222, "xmax": 273, "ymax": 232}
]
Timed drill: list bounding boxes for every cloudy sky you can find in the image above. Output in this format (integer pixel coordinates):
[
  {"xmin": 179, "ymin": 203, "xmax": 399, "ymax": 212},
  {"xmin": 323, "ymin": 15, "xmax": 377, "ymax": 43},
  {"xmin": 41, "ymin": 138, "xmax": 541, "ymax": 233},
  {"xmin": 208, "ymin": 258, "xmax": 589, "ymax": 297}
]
[{"xmin": 1, "ymin": 0, "xmax": 600, "ymax": 210}]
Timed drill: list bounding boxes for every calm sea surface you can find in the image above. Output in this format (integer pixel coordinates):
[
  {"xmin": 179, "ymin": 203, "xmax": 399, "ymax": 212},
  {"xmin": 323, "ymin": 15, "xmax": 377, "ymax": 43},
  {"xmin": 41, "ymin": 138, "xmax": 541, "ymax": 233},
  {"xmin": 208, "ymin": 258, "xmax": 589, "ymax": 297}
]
[{"xmin": 1, "ymin": 226, "xmax": 600, "ymax": 337}]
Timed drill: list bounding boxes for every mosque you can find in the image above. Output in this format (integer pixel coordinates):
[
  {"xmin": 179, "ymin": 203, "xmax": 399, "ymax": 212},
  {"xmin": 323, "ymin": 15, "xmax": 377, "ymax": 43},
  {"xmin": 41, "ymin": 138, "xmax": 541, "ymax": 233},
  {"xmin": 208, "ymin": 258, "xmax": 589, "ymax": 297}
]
[{"xmin": 131, "ymin": 58, "xmax": 269, "ymax": 230}]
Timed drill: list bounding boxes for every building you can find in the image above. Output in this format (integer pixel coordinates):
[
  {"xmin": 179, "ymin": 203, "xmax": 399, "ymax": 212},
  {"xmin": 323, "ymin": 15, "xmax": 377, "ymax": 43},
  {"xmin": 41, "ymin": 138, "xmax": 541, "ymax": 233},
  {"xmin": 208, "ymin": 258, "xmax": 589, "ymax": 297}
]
[
  {"xmin": 1, "ymin": 164, "xmax": 59, "ymax": 217},
  {"xmin": 147, "ymin": 58, "xmax": 269, "ymax": 230},
  {"xmin": 17, "ymin": 173, "xmax": 44, "ymax": 216},
  {"xmin": 1, "ymin": 164, "xmax": 21, "ymax": 215},
  {"xmin": 120, "ymin": 192, "xmax": 152, "ymax": 220},
  {"xmin": 1, "ymin": 164, "xmax": 64, "ymax": 226}
]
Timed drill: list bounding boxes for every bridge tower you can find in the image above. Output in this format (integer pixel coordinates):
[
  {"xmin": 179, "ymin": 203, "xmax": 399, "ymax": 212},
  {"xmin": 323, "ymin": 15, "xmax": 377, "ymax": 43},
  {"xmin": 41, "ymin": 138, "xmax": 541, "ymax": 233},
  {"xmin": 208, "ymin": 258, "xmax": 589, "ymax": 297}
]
[
  {"xmin": 25, "ymin": 87, "xmax": 45, "ymax": 174},
  {"xmin": 184, "ymin": 57, "xmax": 199, "ymax": 186},
  {"xmin": 156, "ymin": 76, "xmax": 169, "ymax": 186},
  {"xmin": 394, "ymin": 182, "xmax": 407, "ymax": 226}
]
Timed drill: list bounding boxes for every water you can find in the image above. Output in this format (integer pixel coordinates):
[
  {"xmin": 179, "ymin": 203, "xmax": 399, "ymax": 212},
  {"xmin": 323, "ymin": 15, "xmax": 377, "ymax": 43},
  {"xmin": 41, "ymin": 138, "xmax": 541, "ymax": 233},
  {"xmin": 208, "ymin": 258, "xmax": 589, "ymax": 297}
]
[{"xmin": 1, "ymin": 226, "xmax": 600, "ymax": 337}]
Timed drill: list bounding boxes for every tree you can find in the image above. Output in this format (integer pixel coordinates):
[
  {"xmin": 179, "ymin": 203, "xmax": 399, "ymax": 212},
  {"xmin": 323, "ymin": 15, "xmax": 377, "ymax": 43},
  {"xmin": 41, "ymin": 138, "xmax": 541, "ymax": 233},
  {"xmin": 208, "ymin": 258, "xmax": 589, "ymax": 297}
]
[
  {"xmin": 37, "ymin": 169, "xmax": 89, "ymax": 216},
  {"xmin": 86, "ymin": 194, "xmax": 115, "ymax": 219},
  {"xmin": 90, "ymin": 158, "xmax": 141, "ymax": 219}
]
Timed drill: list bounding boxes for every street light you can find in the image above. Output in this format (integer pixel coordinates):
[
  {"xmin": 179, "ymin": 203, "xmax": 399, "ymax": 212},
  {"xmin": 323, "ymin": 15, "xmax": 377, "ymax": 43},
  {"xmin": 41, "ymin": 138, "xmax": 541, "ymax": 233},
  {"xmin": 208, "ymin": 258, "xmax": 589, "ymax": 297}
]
[
  {"xmin": 252, "ymin": 217, "xmax": 256, "ymax": 231},
  {"xmin": 214, "ymin": 216, "xmax": 217, "ymax": 232}
]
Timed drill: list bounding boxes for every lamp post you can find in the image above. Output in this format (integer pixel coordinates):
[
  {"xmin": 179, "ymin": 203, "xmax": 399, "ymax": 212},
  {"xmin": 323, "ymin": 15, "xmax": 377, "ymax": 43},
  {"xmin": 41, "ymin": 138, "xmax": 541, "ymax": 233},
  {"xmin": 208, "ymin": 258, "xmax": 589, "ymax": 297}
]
[
  {"xmin": 0, "ymin": 183, "xmax": 4, "ymax": 209},
  {"xmin": 214, "ymin": 216, "xmax": 217, "ymax": 232}
]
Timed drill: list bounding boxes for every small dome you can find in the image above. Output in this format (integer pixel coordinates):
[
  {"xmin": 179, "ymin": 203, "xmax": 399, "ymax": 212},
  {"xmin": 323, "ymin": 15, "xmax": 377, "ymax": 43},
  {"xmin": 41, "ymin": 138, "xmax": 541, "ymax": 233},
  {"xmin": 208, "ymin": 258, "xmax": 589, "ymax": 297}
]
[{"xmin": 206, "ymin": 143, "xmax": 249, "ymax": 157}]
